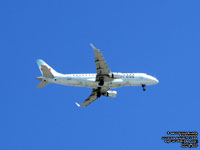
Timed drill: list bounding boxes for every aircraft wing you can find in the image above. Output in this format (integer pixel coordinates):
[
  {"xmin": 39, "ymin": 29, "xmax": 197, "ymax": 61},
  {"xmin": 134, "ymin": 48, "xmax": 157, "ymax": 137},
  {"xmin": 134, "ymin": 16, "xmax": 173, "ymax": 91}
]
[
  {"xmin": 75, "ymin": 87, "xmax": 109, "ymax": 107},
  {"xmin": 90, "ymin": 44, "xmax": 112, "ymax": 81}
]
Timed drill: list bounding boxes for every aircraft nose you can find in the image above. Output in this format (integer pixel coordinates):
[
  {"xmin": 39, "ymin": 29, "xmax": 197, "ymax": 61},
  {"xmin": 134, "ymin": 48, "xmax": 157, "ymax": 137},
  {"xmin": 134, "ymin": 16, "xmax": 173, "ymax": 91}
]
[
  {"xmin": 154, "ymin": 78, "xmax": 159, "ymax": 84},
  {"xmin": 149, "ymin": 76, "xmax": 159, "ymax": 84}
]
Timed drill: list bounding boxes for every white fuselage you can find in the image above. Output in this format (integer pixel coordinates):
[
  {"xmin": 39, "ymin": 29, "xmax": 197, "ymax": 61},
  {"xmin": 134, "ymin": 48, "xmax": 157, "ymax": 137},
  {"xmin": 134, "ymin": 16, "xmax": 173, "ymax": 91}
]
[{"xmin": 43, "ymin": 72, "xmax": 159, "ymax": 89}]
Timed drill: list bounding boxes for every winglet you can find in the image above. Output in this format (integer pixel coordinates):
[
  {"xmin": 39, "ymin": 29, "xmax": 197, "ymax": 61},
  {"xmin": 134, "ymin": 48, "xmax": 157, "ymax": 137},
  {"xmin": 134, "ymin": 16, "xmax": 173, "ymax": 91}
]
[
  {"xmin": 90, "ymin": 43, "xmax": 96, "ymax": 49},
  {"xmin": 75, "ymin": 102, "xmax": 81, "ymax": 107}
]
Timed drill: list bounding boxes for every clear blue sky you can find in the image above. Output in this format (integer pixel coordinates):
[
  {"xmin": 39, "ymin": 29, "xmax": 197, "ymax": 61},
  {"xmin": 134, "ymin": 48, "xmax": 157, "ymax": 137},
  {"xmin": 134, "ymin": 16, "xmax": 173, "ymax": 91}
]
[{"xmin": 0, "ymin": 0, "xmax": 199, "ymax": 150}]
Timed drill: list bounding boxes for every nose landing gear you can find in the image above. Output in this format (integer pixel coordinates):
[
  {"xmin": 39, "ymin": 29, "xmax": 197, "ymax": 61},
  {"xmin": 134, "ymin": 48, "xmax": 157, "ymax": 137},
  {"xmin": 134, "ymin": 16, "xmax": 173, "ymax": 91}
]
[{"xmin": 142, "ymin": 84, "xmax": 146, "ymax": 91}]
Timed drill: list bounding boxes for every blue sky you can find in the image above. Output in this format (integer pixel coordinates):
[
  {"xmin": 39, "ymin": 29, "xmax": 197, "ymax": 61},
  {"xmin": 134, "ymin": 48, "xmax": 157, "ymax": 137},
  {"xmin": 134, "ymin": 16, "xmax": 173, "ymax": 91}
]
[{"xmin": 0, "ymin": 0, "xmax": 199, "ymax": 150}]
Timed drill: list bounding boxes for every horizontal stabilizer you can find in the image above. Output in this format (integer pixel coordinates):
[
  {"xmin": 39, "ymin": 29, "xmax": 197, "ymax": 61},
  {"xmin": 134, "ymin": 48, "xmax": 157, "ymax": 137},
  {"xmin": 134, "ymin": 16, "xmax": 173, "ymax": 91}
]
[{"xmin": 37, "ymin": 80, "xmax": 49, "ymax": 88}]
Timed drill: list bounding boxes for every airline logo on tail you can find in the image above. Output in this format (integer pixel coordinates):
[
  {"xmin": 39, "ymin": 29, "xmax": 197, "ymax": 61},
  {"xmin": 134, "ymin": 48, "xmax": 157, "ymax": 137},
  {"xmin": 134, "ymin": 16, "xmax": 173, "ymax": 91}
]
[{"xmin": 40, "ymin": 67, "xmax": 51, "ymax": 72}]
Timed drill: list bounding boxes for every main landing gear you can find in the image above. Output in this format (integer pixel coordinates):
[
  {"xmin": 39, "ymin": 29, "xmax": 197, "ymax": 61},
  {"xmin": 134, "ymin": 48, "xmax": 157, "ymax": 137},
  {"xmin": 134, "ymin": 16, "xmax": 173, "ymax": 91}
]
[
  {"xmin": 142, "ymin": 84, "xmax": 146, "ymax": 91},
  {"xmin": 97, "ymin": 87, "xmax": 101, "ymax": 97},
  {"xmin": 99, "ymin": 79, "xmax": 104, "ymax": 86}
]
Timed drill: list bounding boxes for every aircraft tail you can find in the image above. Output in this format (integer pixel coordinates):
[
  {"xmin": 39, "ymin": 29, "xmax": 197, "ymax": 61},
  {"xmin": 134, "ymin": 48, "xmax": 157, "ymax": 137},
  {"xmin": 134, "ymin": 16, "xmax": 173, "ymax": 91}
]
[
  {"xmin": 36, "ymin": 59, "xmax": 59, "ymax": 88},
  {"xmin": 36, "ymin": 79, "xmax": 49, "ymax": 88}
]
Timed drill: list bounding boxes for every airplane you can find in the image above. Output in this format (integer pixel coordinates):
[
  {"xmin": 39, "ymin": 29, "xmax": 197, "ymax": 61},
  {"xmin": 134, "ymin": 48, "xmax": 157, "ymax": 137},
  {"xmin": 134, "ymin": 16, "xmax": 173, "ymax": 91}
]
[{"xmin": 36, "ymin": 44, "xmax": 159, "ymax": 107}]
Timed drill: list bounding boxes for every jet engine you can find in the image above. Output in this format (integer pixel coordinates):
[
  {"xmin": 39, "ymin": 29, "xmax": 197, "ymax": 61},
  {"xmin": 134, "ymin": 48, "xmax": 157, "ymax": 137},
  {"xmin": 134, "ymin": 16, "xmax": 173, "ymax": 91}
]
[{"xmin": 103, "ymin": 90, "xmax": 117, "ymax": 98}]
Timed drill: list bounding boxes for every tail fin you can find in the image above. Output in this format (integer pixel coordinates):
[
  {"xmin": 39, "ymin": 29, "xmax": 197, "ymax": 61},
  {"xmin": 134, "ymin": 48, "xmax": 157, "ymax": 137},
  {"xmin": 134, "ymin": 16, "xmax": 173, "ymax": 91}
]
[
  {"xmin": 36, "ymin": 59, "xmax": 58, "ymax": 77},
  {"xmin": 36, "ymin": 59, "xmax": 58, "ymax": 88}
]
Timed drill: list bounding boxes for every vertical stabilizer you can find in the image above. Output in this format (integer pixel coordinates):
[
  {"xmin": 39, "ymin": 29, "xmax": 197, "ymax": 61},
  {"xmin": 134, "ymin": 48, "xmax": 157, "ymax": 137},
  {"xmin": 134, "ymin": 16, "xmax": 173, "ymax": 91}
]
[{"xmin": 36, "ymin": 59, "xmax": 59, "ymax": 78}]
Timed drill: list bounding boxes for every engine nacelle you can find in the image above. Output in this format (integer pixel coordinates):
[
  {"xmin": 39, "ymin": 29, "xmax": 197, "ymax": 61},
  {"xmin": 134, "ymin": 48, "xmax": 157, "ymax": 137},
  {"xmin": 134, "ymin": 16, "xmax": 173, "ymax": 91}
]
[
  {"xmin": 103, "ymin": 90, "xmax": 117, "ymax": 98},
  {"xmin": 109, "ymin": 73, "xmax": 123, "ymax": 79}
]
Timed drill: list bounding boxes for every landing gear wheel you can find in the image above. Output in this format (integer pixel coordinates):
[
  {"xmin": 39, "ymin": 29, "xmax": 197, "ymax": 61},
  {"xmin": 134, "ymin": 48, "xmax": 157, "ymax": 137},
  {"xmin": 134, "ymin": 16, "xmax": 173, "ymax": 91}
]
[
  {"xmin": 142, "ymin": 84, "xmax": 146, "ymax": 91},
  {"xmin": 97, "ymin": 87, "xmax": 101, "ymax": 97},
  {"xmin": 99, "ymin": 79, "xmax": 104, "ymax": 86},
  {"xmin": 97, "ymin": 92, "xmax": 101, "ymax": 97}
]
